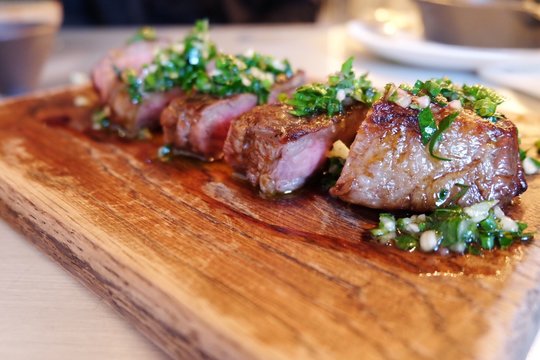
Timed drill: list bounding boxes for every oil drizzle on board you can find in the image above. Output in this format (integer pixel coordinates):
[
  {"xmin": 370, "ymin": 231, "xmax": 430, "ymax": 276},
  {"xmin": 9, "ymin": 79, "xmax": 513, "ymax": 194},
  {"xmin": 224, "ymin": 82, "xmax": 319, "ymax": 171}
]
[{"xmin": 17, "ymin": 85, "xmax": 529, "ymax": 278}]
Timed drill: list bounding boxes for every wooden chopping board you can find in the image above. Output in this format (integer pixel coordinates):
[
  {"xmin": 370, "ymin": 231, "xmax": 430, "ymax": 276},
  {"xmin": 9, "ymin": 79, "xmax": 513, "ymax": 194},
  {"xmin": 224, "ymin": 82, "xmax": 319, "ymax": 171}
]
[{"xmin": 0, "ymin": 85, "xmax": 539, "ymax": 360}]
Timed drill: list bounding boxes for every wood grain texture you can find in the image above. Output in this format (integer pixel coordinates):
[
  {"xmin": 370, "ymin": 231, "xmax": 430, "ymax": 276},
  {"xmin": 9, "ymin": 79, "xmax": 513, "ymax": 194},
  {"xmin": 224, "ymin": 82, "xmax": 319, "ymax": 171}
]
[{"xmin": 0, "ymin": 86, "xmax": 540, "ymax": 360}]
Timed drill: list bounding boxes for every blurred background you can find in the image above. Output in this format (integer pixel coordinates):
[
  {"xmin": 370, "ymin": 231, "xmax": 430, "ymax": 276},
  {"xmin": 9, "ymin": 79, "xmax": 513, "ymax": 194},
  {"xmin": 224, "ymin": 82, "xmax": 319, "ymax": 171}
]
[{"xmin": 0, "ymin": 0, "xmax": 539, "ymax": 95}]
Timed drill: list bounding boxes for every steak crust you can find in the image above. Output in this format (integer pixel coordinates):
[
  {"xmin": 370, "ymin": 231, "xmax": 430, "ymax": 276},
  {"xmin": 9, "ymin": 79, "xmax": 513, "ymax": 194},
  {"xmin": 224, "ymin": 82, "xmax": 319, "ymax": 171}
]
[{"xmin": 330, "ymin": 100, "xmax": 527, "ymax": 211}]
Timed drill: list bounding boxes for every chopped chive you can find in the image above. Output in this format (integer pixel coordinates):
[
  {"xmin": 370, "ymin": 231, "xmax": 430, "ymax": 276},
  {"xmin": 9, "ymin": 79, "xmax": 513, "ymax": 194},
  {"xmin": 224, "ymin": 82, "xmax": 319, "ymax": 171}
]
[
  {"xmin": 395, "ymin": 234, "xmax": 418, "ymax": 251},
  {"xmin": 428, "ymin": 112, "xmax": 459, "ymax": 161},
  {"xmin": 418, "ymin": 107, "xmax": 437, "ymax": 145}
]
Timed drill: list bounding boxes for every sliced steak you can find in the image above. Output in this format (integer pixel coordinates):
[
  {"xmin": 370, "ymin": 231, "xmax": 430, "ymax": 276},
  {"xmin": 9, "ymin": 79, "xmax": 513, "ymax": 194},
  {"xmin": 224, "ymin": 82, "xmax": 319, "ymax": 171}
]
[
  {"xmin": 224, "ymin": 103, "xmax": 367, "ymax": 195},
  {"xmin": 161, "ymin": 71, "xmax": 306, "ymax": 160},
  {"xmin": 161, "ymin": 93, "xmax": 258, "ymax": 160},
  {"xmin": 92, "ymin": 40, "xmax": 181, "ymax": 137},
  {"xmin": 330, "ymin": 100, "xmax": 527, "ymax": 211},
  {"xmin": 92, "ymin": 40, "xmax": 166, "ymax": 103},
  {"xmin": 107, "ymin": 85, "xmax": 182, "ymax": 137}
]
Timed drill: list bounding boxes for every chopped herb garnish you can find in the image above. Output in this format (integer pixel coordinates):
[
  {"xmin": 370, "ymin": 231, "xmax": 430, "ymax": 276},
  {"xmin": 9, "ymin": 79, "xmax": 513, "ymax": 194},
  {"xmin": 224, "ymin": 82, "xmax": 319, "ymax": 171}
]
[
  {"xmin": 121, "ymin": 20, "xmax": 293, "ymax": 105},
  {"xmin": 285, "ymin": 57, "xmax": 381, "ymax": 117},
  {"xmin": 427, "ymin": 111, "xmax": 459, "ymax": 161},
  {"xmin": 388, "ymin": 77, "xmax": 505, "ymax": 120},
  {"xmin": 519, "ymin": 141, "xmax": 540, "ymax": 175},
  {"xmin": 462, "ymin": 84, "xmax": 504, "ymax": 120},
  {"xmin": 418, "ymin": 107, "xmax": 437, "ymax": 145},
  {"xmin": 435, "ymin": 183, "xmax": 471, "ymax": 207},
  {"xmin": 371, "ymin": 201, "xmax": 533, "ymax": 254},
  {"xmin": 128, "ymin": 26, "xmax": 157, "ymax": 44},
  {"xmin": 449, "ymin": 183, "xmax": 471, "ymax": 205},
  {"xmin": 321, "ymin": 140, "xmax": 349, "ymax": 189},
  {"xmin": 321, "ymin": 157, "xmax": 346, "ymax": 190},
  {"xmin": 92, "ymin": 107, "xmax": 111, "ymax": 130},
  {"xmin": 136, "ymin": 19, "xmax": 218, "ymax": 96},
  {"xmin": 435, "ymin": 188, "xmax": 450, "ymax": 207},
  {"xmin": 123, "ymin": 69, "xmax": 143, "ymax": 105},
  {"xmin": 386, "ymin": 78, "xmax": 507, "ymax": 161},
  {"xmin": 519, "ymin": 146, "xmax": 527, "ymax": 161},
  {"xmin": 199, "ymin": 52, "xmax": 292, "ymax": 104}
]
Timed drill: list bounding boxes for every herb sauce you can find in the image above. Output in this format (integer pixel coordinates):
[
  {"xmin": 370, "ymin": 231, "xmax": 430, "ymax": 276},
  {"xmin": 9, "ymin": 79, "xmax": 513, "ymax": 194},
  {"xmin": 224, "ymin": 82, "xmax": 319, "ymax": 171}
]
[
  {"xmin": 122, "ymin": 20, "xmax": 294, "ymax": 105},
  {"xmin": 284, "ymin": 57, "xmax": 381, "ymax": 117}
]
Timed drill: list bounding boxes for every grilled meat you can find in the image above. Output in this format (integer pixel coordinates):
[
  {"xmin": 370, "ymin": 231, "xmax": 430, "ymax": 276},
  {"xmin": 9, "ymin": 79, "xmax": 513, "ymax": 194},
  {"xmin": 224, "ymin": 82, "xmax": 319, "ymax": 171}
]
[
  {"xmin": 161, "ymin": 71, "xmax": 306, "ymax": 160},
  {"xmin": 224, "ymin": 103, "xmax": 367, "ymax": 195},
  {"xmin": 330, "ymin": 100, "xmax": 527, "ymax": 211},
  {"xmin": 161, "ymin": 93, "xmax": 258, "ymax": 160},
  {"xmin": 92, "ymin": 40, "xmax": 180, "ymax": 136},
  {"xmin": 92, "ymin": 40, "xmax": 165, "ymax": 103}
]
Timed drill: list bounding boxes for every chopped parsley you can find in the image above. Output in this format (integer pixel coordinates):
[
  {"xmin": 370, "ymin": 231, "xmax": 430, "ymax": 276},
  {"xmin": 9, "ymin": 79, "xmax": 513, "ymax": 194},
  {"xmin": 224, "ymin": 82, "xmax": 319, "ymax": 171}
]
[
  {"xmin": 284, "ymin": 57, "xmax": 381, "ymax": 117},
  {"xmin": 196, "ymin": 52, "xmax": 293, "ymax": 104},
  {"xmin": 91, "ymin": 107, "xmax": 111, "ymax": 130},
  {"xmin": 520, "ymin": 143, "xmax": 540, "ymax": 175},
  {"xmin": 427, "ymin": 111, "xmax": 460, "ymax": 161},
  {"xmin": 370, "ymin": 200, "xmax": 533, "ymax": 254},
  {"xmin": 462, "ymin": 84, "xmax": 504, "ymax": 120},
  {"xmin": 122, "ymin": 20, "xmax": 293, "ymax": 105},
  {"xmin": 393, "ymin": 78, "xmax": 505, "ymax": 121},
  {"xmin": 418, "ymin": 107, "xmax": 437, "ymax": 145},
  {"xmin": 321, "ymin": 140, "xmax": 349, "ymax": 189},
  {"xmin": 386, "ymin": 78, "xmax": 507, "ymax": 161}
]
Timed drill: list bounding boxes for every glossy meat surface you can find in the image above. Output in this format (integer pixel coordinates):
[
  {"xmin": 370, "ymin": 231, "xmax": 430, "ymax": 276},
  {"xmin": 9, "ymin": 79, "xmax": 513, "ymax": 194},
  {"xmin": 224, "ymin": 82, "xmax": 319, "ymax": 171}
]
[
  {"xmin": 161, "ymin": 71, "xmax": 306, "ymax": 160},
  {"xmin": 331, "ymin": 100, "xmax": 527, "ymax": 211},
  {"xmin": 161, "ymin": 93, "xmax": 258, "ymax": 160},
  {"xmin": 92, "ymin": 40, "xmax": 180, "ymax": 136},
  {"xmin": 224, "ymin": 103, "xmax": 367, "ymax": 195}
]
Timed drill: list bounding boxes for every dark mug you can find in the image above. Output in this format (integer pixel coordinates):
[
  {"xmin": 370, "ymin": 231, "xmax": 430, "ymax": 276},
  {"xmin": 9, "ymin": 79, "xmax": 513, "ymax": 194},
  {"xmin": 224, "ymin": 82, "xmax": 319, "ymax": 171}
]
[{"xmin": 0, "ymin": 22, "xmax": 57, "ymax": 96}]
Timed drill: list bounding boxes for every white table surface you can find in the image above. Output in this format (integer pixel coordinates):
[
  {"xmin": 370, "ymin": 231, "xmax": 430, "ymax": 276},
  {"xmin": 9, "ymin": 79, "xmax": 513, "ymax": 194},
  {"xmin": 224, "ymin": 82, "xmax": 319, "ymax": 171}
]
[{"xmin": 1, "ymin": 24, "xmax": 539, "ymax": 359}]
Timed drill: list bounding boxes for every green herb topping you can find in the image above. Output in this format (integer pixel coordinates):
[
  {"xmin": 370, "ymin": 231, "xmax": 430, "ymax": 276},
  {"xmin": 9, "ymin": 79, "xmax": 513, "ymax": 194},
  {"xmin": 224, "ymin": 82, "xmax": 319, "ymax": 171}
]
[
  {"xmin": 385, "ymin": 78, "xmax": 506, "ymax": 161},
  {"xmin": 92, "ymin": 107, "xmax": 111, "ymax": 130},
  {"xmin": 394, "ymin": 78, "xmax": 505, "ymax": 122},
  {"xmin": 122, "ymin": 20, "xmax": 293, "ymax": 105},
  {"xmin": 520, "ymin": 143, "xmax": 540, "ymax": 175},
  {"xmin": 284, "ymin": 57, "xmax": 381, "ymax": 117},
  {"xmin": 321, "ymin": 140, "xmax": 349, "ymax": 189},
  {"xmin": 371, "ymin": 200, "xmax": 533, "ymax": 254},
  {"xmin": 128, "ymin": 26, "xmax": 157, "ymax": 44},
  {"xmin": 195, "ymin": 52, "xmax": 293, "ymax": 104}
]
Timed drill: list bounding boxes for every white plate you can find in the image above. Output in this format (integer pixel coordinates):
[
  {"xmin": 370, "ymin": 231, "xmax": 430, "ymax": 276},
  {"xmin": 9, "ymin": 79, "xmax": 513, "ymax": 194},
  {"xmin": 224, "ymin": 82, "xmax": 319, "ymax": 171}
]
[
  {"xmin": 479, "ymin": 59, "xmax": 540, "ymax": 99},
  {"xmin": 347, "ymin": 20, "xmax": 540, "ymax": 71}
]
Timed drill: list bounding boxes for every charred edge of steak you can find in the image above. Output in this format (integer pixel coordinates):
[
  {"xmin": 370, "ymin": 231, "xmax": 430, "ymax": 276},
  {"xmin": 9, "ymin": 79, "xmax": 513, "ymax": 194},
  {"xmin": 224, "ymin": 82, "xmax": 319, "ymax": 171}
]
[{"xmin": 330, "ymin": 99, "xmax": 527, "ymax": 212}]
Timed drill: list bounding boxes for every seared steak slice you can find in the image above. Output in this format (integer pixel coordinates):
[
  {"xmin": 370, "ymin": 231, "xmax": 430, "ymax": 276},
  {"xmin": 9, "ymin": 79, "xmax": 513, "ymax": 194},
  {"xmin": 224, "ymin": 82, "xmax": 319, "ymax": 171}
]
[
  {"xmin": 161, "ymin": 93, "xmax": 258, "ymax": 160},
  {"xmin": 92, "ymin": 40, "xmax": 181, "ymax": 136},
  {"xmin": 224, "ymin": 103, "xmax": 367, "ymax": 195},
  {"xmin": 92, "ymin": 40, "xmax": 166, "ymax": 103},
  {"xmin": 108, "ymin": 84, "xmax": 181, "ymax": 137},
  {"xmin": 331, "ymin": 100, "xmax": 527, "ymax": 211},
  {"xmin": 161, "ymin": 71, "xmax": 306, "ymax": 160}
]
